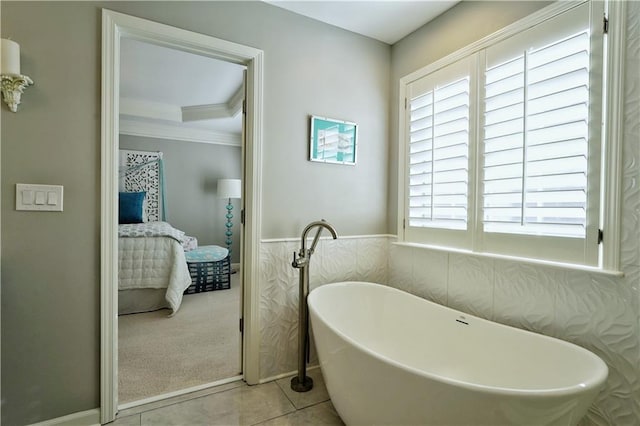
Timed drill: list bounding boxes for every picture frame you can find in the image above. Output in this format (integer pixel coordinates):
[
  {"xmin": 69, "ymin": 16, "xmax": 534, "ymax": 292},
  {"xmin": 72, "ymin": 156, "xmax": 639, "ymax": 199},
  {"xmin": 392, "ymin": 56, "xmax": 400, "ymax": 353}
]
[{"xmin": 309, "ymin": 115, "xmax": 357, "ymax": 165}]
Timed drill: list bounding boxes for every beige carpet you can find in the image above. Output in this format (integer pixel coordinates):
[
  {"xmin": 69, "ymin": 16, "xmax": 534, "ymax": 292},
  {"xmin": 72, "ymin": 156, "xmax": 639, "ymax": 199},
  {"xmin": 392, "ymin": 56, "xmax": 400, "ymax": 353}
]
[{"xmin": 118, "ymin": 273, "xmax": 241, "ymax": 404}]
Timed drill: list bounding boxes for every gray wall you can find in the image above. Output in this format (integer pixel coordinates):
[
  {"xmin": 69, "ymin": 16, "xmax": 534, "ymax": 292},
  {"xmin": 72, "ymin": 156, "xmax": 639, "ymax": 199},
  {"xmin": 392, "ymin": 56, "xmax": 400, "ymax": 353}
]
[
  {"xmin": 387, "ymin": 1, "xmax": 551, "ymax": 231},
  {"xmin": 1, "ymin": 1, "xmax": 389, "ymax": 424},
  {"xmin": 120, "ymin": 136, "xmax": 242, "ymax": 263}
]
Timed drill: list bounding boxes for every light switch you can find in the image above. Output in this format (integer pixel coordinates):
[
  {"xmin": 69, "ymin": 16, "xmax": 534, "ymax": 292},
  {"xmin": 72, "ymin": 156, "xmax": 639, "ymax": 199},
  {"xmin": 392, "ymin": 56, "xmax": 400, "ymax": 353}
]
[
  {"xmin": 47, "ymin": 191, "xmax": 57, "ymax": 205},
  {"xmin": 35, "ymin": 191, "xmax": 46, "ymax": 205},
  {"xmin": 16, "ymin": 184, "xmax": 64, "ymax": 211},
  {"xmin": 21, "ymin": 190, "xmax": 34, "ymax": 205}
]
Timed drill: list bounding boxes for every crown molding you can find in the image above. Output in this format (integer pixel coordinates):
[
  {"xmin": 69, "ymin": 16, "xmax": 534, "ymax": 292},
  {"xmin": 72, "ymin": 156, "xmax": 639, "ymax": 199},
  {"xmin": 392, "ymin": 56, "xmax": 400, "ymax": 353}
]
[
  {"xmin": 122, "ymin": 86, "xmax": 244, "ymax": 125},
  {"xmin": 120, "ymin": 98, "xmax": 181, "ymax": 122},
  {"xmin": 227, "ymin": 83, "xmax": 244, "ymax": 117},
  {"xmin": 181, "ymin": 103, "xmax": 229, "ymax": 121},
  {"xmin": 182, "ymin": 83, "xmax": 244, "ymax": 121},
  {"xmin": 120, "ymin": 117, "xmax": 241, "ymax": 146}
]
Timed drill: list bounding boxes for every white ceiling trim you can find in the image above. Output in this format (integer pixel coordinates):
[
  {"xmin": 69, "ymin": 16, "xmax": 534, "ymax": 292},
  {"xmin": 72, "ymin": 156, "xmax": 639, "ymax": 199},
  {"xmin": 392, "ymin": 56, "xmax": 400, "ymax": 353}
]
[
  {"xmin": 181, "ymin": 103, "xmax": 232, "ymax": 121},
  {"xmin": 182, "ymin": 83, "xmax": 244, "ymax": 121},
  {"xmin": 228, "ymin": 83, "xmax": 245, "ymax": 117},
  {"xmin": 120, "ymin": 98, "xmax": 182, "ymax": 122},
  {"xmin": 120, "ymin": 117, "xmax": 242, "ymax": 147}
]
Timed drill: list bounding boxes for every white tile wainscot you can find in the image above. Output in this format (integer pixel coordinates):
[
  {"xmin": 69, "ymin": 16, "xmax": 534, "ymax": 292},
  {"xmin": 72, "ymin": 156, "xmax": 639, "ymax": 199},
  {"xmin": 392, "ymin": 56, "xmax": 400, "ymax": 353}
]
[
  {"xmin": 389, "ymin": 243, "xmax": 639, "ymax": 425},
  {"xmin": 259, "ymin": 235, "xmax": 392, "ymax": 381}
]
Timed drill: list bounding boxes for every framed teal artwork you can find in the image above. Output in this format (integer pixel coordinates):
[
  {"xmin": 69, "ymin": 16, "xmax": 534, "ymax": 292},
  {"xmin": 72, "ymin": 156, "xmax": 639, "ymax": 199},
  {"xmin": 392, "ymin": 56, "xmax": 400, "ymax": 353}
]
[{"xmin": 309, "ymin": 115, "xmax": 357, "ymax": 165}]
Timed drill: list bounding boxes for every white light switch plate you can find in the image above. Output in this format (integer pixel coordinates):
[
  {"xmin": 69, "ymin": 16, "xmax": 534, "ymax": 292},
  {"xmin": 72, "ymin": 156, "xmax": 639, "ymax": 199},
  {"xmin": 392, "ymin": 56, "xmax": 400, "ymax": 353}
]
[{"xmin": 16, "ymin": 184, "xmax": 64, "ymax": 211}]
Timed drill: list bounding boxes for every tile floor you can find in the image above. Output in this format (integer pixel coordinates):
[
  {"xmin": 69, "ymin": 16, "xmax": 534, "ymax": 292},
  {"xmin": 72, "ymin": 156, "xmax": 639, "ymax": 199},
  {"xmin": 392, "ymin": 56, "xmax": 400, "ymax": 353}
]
[{"xmin": 112, "ymin": 368, "xmax": 344, "ymax": 425}]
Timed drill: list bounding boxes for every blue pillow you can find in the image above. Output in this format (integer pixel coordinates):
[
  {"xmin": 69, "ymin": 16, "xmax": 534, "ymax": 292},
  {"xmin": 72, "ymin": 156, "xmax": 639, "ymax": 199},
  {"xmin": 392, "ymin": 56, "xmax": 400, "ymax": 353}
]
[{"xmin": 119, "ymin": 192, "xmax": 146, "ymax": 224}]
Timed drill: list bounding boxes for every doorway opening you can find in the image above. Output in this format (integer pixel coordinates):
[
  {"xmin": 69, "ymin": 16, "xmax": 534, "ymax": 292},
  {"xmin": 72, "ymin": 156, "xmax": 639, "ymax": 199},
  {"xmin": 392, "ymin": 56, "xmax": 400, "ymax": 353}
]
[
  {"xmin": 101, "ymin": 9, "xmax": 263, "ymax": 424},
  {"xmin": 117, "ymin": 37, "xmax": 246, "ymax": 405}
]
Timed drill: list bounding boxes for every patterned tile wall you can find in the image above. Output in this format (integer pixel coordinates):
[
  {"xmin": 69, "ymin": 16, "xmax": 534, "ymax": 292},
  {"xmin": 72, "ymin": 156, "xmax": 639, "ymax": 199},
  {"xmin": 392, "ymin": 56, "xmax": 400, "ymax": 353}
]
[
  {"xmin": 389, "ymin": 245, "xmax": 639, "ymax": 425},
  {"xmin": 259, "ymin": 236, "xmax": 390, "ymax": 380}
]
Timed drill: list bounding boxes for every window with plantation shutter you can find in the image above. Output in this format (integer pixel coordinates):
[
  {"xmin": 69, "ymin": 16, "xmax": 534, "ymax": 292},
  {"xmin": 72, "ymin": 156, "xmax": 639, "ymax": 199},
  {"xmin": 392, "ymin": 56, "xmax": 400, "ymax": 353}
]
[
  {"xmin": 483, "ymin": 30, "xmax": 590, "ymax": 238},
  {"xmin": 399, "ymin": 0, "xmax": 619, "ymax": 268}
]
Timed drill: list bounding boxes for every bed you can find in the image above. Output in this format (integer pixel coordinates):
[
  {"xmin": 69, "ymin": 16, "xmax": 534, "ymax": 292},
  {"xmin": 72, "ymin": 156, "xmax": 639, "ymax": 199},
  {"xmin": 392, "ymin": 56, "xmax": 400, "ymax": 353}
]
[
  {"xmin": 118, "ymin": 149, "xmax": 197, "ymax": 315},
  {"xmin": 118, "ymin": 221, "xmax": 192, "ymax": 315}
]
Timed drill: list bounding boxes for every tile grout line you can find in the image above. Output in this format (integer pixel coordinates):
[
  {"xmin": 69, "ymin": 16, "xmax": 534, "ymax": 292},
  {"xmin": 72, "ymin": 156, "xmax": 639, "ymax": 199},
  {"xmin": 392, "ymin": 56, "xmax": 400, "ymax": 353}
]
[
  {"xmin": 273, "ymin": 378, "xmax": 298, "ymax": 410},
  {"xmin": 249, "ymin": 399, "xmax": 335, "ymax": 426},
  {"xmin": 249, "ymin": 381, "xmax": 296, "ymax": 426}
]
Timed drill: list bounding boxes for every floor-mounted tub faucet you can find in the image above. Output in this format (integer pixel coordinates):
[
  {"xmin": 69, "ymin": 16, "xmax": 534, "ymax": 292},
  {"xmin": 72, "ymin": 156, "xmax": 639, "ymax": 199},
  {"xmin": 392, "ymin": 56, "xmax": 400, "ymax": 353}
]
[{"xmin": 291, "ymin": 219, "xmax": 338, "ymax": 392}]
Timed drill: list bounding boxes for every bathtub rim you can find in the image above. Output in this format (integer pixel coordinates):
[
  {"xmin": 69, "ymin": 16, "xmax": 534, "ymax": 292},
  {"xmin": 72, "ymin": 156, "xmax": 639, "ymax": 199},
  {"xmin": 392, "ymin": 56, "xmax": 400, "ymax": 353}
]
[{"xmin": 308, "ymin": 281, "xmax": 609, "ymax": 399}]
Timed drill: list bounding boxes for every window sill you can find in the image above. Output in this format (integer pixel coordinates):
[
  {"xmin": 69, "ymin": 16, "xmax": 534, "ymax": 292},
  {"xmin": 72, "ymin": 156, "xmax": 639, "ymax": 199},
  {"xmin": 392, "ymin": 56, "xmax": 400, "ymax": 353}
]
[{"xmin": 392, "ymin": 241, "xmax": 625, "ymax": 278}]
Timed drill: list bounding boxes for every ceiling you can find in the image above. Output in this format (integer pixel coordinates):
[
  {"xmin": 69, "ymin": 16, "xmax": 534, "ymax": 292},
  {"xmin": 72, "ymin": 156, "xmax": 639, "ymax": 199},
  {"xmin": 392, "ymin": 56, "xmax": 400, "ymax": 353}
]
[
  {"xmin": 119, "ymin": 38, "xmax": 246, "ymax": 143},
  {"xmin": 265, "ymin": 0, "xmax": 459, "ymax": 44},
  {"xmin": 119, "ymin": 1, "xmax": 459, "ymax": 143}
]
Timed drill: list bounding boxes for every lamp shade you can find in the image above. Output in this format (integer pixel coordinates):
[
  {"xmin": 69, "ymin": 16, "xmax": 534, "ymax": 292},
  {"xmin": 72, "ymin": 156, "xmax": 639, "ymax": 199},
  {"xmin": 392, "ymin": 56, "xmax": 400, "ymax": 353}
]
[{"xmin": 217, "ymin": 179, "xmax": 241, "ymax": 199}]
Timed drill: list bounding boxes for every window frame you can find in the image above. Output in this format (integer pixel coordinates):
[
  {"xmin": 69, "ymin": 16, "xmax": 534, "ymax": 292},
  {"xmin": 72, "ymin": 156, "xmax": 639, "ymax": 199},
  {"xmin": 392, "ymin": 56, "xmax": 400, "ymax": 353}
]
[{"xmin": 397, "ymin": 0, "xmax": 625, "ymax": 272}]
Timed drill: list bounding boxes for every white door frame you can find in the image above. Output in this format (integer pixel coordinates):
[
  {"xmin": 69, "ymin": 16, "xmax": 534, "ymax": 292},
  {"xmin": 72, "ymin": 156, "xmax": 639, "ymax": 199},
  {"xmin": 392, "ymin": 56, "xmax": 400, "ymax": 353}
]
[{"xmin": 101, "ymin": 9, "xmax": 263, "ymax": 424}]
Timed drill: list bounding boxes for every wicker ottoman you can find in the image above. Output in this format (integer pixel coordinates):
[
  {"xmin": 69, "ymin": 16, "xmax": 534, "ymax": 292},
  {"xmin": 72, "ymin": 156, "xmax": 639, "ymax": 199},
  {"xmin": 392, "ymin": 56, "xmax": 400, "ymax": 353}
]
[{"xmin": 184, "ymin": 245, "xmax": 231, "ymax": 293}]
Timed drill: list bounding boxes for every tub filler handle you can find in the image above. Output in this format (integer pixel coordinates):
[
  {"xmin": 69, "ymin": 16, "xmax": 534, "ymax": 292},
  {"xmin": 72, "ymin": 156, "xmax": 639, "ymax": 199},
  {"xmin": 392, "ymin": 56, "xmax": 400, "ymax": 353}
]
[{"xmin": 291, "ymin": 219, "xmax": 338, "ymax": 392}]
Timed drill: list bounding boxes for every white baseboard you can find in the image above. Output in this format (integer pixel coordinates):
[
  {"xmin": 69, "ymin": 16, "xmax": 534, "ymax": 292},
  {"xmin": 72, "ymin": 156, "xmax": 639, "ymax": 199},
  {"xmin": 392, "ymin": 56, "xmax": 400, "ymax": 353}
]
[
  {"xmin": 29, "ymin": 408, "xmax": 100, "ymax": 426},
  {"xmin": 259, "ymin": 364, "xmax": 320, "ymax": 384}
]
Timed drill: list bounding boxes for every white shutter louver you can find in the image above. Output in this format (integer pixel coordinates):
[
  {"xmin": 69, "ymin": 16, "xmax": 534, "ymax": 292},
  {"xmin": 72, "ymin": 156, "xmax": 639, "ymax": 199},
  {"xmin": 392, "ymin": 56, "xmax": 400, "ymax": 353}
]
[
  {"xmin": 482, "ymin": 30, "xmax": 590, "ymax": 238},
  {"xmin": 409, "ymin": 77, "xmax": 470, "ymax": 230}
]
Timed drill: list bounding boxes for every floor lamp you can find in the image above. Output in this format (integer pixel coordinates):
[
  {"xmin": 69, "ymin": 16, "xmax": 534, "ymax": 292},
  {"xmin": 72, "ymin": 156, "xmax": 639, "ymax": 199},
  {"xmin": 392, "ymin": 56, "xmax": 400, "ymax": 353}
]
[{"xmin": 217, "ymin": 179, "xmax": 242, "ymax": 263}]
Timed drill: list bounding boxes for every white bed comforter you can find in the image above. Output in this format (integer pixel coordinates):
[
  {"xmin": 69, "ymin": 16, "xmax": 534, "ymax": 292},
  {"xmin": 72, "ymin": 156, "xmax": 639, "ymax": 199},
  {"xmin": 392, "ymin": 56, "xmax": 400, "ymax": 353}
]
[{"xmin": 118, "ymin": 223, "xmax": 192, "ymax": 315}]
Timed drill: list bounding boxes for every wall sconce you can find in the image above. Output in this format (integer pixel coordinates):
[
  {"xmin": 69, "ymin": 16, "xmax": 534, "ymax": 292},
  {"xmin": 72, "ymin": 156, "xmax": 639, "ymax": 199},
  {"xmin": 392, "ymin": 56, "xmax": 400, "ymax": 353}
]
[{"xmin": 1, "ymin": 38, "xmax": 33, "ymax": 112}]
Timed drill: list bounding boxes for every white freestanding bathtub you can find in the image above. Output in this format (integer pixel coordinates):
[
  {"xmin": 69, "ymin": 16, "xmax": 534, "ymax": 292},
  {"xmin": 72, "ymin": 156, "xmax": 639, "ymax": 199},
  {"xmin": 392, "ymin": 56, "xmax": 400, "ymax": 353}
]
[{"xmin": 308, "ymin": 282, "xmax": 608, "ymax": 426}]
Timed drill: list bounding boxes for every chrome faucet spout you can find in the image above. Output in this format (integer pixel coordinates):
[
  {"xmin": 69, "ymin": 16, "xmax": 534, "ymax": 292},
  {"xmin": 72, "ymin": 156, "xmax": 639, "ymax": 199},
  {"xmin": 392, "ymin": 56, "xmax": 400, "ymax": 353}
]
[{"xmin": 301, "ymin": 219, "xmax": 338, "ymax": 256}]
